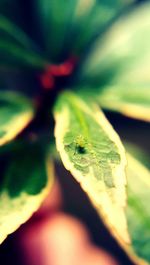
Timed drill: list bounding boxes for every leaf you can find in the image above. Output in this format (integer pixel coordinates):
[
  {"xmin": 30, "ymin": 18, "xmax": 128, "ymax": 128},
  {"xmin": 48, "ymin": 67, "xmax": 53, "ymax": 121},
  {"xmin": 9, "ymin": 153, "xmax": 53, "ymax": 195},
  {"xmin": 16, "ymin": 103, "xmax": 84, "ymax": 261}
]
[
  {"xmin": 0, "ymin": 91, "xmax": 34, "ymax": 146},
  {"xmin": 98, "ymin": 86, "xmax": 150, "ymax": 122},
  {"xmin": 0, "ymin": 15, "xmax": 35, "ymax": 49},
  {"xmin": 0, "ymin": 143, "xmax": 54, "ymax": 244},
  {"xmin": 0, "ymin": 40, "xmax": 46, "ymax": 69},
  {"xmin": 126, "ymin": 152, "xmax": 150, "ymax": 264},
  {"xmin": 124, "ymin": 142, "xmax": 150, "ymax": 169},
  {"xmin": 35, "ymin": 0, "xmax": 133, "ymax": 61},
  {"xmin": 72, "ymin": 0, "xmax": 134, "ymax": 55},
  {"xmin": 54, "ymin": 91, "xmax": 129, "ymax": 245},
  {"xmin": 79, "ymin": 3, "xmax": 150, "ymax": 87},
  {"xmin": 0, "ymin": 15, "xmax": 47, "ymax": 68},
  {"xmin": 35, "ymin": 0, "xmax": 77, "ymax": 61}
]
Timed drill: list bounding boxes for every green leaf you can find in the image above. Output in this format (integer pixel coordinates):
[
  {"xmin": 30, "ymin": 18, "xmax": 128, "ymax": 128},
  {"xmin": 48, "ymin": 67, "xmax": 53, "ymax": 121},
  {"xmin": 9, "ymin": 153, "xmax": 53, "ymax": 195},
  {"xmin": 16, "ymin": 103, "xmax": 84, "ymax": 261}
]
[
  {"xmin": 35, "ymin": 0, "xmax": 77, "ymax": 61},
  {"xmin": 72, "ymin": 0, "xmax": 134, "ymax": 55},
  {"xmin": 0, "ymin": 15, "xmax": 35, "ymax": 49},
  {"xmin": 98, "ymin": 86, "xmax": 150, "ymax": 122},
  {"xmin": 125, "ymin": 142, "xmax": 150, "ymax": 169},
  {"xmin": 0, "ymin": 143, "xmax": 54, "ymax": 244},
  {"xmin": 0, "ymin": 15, "xmax": 47, "ymax": 68},
  {"xmin": 80, "ymin": 3, "xmax": 150, "ymax": 87},
  {"xmin": 35, "ymin": 0, "xmax": 133, "ymax": 61},
  {"xmin": 126, "ymin": 153, "xmax": 150, "ymax": 264},
  {"xmin": 54, "ymin": 91, "xmax": 129, "ymax": 245},
  {"xmin": 0, "ymin": 91, "xmax": 34, "ymax": 146},
  {"xmin": 0, "ymin": 40, "xmax": 47, "ymax": 69}
]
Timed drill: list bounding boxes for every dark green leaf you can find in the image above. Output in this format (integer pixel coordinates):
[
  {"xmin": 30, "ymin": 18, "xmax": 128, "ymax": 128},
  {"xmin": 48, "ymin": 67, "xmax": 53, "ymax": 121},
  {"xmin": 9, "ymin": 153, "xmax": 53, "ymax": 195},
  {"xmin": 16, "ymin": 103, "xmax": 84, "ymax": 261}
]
[
  {"xmin": 0, "ymin": 15, "xmax": 47, "ymax": 69},
  {"xmin": 0, "ymin": 142, "xmax": 54, "ymax": 244},
  {"xmin": 35, "ymin": 0, "xmax": 76, "ymax": 61},
  {"xmin": 35, "ymin": 0, "xmax": 133, "ymax": 61},
  {"xmin": 0, "ymin": 40, "xmax": 47, "ymax": 69},
  {"xmin": 0, "ymin": 15, "xmax": 35, "ymax": 49}
]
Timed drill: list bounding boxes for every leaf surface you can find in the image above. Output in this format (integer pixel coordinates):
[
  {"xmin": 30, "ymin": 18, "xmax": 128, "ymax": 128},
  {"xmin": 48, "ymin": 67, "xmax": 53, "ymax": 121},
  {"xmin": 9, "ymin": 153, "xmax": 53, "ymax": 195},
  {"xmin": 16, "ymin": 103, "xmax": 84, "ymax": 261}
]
[
  {"xmin": 125, "ymin": 142, "xmax": 150, "ymax": 169},
  {"xmin": 54, "ymin": 91, "xmax": 129, "ymax": 244},
  {"xmin": 0, "ymin": 143, "xmax": 54, "ymax": 244},
  {"xmin": 126, "ymin": 153, "xmax": 150, "ymax": 264},
  {"xmin": 35, "ymin": 0, "xmax": 133, "ymax": 60},
  {"xmin": 0, "ymin": 40, "xmax": 46, "ymax": 69},
  {"xmin": 0, "ymin": 91, "xmax": 34, "ymax": 146},
  {"xmin": 98, "ymin": 86, "xmax": 150, "ymax": 122},
  {"xmin": 80, "ymin": 3, "xmax": 150, "ymax": 87},
  {"xmin": 72, "ymin": 0, "xmax": 134, "ymax": 54},
  {"xmin": 35, "ymin": 0, "xmax": 76, "ymax": 60},
  {"xmin": 0, "ymin": 15, "xmax": 35, "ymax": 49},
  {"xmin": 0, "ymin": 16, "xmax": 46, "ymax": 69}
]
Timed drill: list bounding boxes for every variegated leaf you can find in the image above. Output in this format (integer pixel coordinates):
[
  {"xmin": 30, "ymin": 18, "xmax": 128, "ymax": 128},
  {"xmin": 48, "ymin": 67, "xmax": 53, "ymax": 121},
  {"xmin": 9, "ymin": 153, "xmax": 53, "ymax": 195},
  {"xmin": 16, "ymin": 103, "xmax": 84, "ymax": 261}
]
[
  {"xmin": 0, "ymin": 143, "xmax": 54, "ymax": 244},
  {"xmin": 0, "ymin": 91, "xmax": 34, "ymax": 146},
  {"xmin": 54, "ymin": 91, "xmax": 129, "ymax": 245}
]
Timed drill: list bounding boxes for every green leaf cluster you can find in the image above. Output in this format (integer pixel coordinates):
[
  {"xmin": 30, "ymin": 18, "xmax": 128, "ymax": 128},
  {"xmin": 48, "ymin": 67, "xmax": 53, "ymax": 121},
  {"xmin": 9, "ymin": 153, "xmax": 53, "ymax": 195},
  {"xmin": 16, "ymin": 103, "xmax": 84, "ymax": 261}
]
[{"xmin": 0, "ymin": 1, "xmax": 150, "ymax": 265}]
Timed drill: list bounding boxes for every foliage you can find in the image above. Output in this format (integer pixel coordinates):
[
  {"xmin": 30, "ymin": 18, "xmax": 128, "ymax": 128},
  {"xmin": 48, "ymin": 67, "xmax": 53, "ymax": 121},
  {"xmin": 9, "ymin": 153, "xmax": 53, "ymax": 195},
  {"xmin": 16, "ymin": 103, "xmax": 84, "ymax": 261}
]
[{"xmin": 0, "ymin": 1, "xmax": 150, "ymax": 264}]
